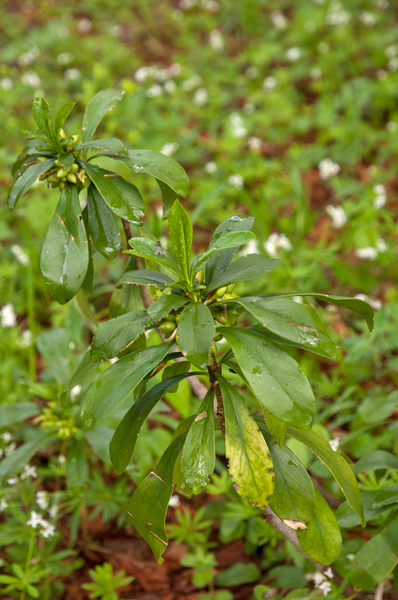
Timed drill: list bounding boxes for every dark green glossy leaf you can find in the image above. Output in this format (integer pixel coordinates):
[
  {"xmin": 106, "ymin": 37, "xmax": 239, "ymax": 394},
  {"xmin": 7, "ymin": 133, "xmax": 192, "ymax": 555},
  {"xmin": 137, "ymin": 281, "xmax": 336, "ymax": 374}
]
[
  {"xmin": 40, "ymin": 185, "xmax": 89, "ymax": 304},
  {"xmin": 82, "ymin": 162, "xmax": 144, "ymax": 225},
  {"xmin": 353, "ymin": 450, "xmax": 398, "ymax": 474},
  {"xmin": 80, "ymin": 342, "xmax": 173, "ymax": 430},
  {"xmin": 353, "ymin": 517, "xmax": 398, "ymax": 582},
  {"xmin": 122, "ymin": 149, "xmax": 189, "ymax": 197},
  {"xmin": 162, "ymin": 361, "xmax": 190, "ymax": 393},
  {"xmin": 181, "ymin": 392, "xmax": 215, "ymax": 494},
  {"xmin": 90, "ymin": 309, "xmax": 147, "ymax": 361},
  {"xmin": 0, "ymin": 431, "xmax": 52, "ymax": 484},
  {"xmin": 87, "ymin": 185, "xmax": 120, "ymax": 259},
  {"xmin": 156, "ymin": 179, "xmax": 177, "ymax": 218},
  {"xmin": 217, "ymin": 375, "xmax": 274, "ymax": 508},
  {"xmin": 81, "ymin": 233, "xmax": 94, "ymax": 296},
  {"xmin": 264, "ymin": 409, "xmax": 286, "ymax": 446},
  {"xmin": 287, "ymin": 425, "xmax": 365, "ymax": 524},
  {"xmin": 54, "ymin": 102, "xmax": 75, "ymax": 136},
  {"xmin": 37, "ymin": 327, "xmax": 71, "ymax": 385},
  {"xmin": 220, "ymin": 328, "xmax": 315, "ymax": 429},
  {"xmin": 65, "ymin": 348, "xmax": 101, "ymax": 392},
  {"xmin": 82, "ymin": 88, "xmax": 125, "ymax": 143},
  {"xmin": 110, "ymin": 372, "xmax": 198, "ymax": 474},
  {"xmin": 65, "ymin": 439, "xmax": 88, "ymax": 489},
  {"xmin": 110, "ymin": 256, "xmax": 144, "ymax": 318},
  {"xmin": 128, "ymin": 434, "xmax": 186, "ymax": 563},
  {"xmin": 206, "ymin": 255, "xmax": 280, "ymax": 292},
  {"xmin": 32, "ymin": 98, "xmax": 56, "ymax": 144},
  {"xmin": 118, "ymin": 269, "xmax": 173, "ymax": 289},
  {"xmin": 127, "ymin": 237, "xmax": 181, "ymax": 277},
  {"xmin": 178, "ymin": 302, "xmax": 215, "ymax": 369},
  {"xmin": 8, "ymin": 159, "xmax": 54, "ymax": 210},
  {"xmin": 192, "ymin": 231, "xmax": 256, "ymax": 277},
  {"xmin": 260, "ymin": 427, "xmax": 315, "ymax": 522},
  {"xmin": 57, "ymin": 153, "xmax": 75, "ymax": 171},
  {"xmin": 147, "ymin": 294, "xmax": 189, "ymax": 324},
  {"xmin": 168, "ymin": 200, "xmax": 192, "ymax": 280},
  {"xmin": 75, "ymin": 138, "xmax": 128, "ymax": 155}
]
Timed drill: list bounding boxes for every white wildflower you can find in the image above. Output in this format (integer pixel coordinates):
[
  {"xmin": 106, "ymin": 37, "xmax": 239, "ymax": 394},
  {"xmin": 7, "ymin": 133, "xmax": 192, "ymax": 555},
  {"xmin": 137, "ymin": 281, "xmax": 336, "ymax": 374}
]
[
  {"xmin": 243, "ymin": 102, "xmax": 255, "ymax": 114},
  {"xmin": 385, "ymin": 45, "xmax": 397, "ymax": 59},
  {"xmin": 179, "ymin": 0, "xmax": 197, "ymax": 8},
  {"xmin": 1, "ymin": 77, "xmax": 13, "ymax": 91},
  {"xmin": 375, "ymin": 0, "xmax": 388, "ymax": 7},
  {"xmin": 36, "ymin": 491, "xmax": 49, "ymax": 510},
  {"xmin": 21, "ymin": 465, "xmax": 37, "ymax": 480},
  {"xmin": 312, "ymin": 572, "xmax": 326, "ymax": 587},
  {"xmin": 372, "ymin": 300, "xmax": 382, "ymax": 310},
  {"xmin": 64, "ymin": 68, "xmax": 81, "ymax": 80},
  {"xmin": 318, "ymin": 158, "xmax": 340, "ymax": 180},
  {"xmin": 167, "ymin": 63, "xmax": 182, "ymax": 77},
  {"xmin": 0, "ymin": 498, "xmax": 8, "ymax": 511},
  {"xmin": 263, "ymin": 76, "xmax": 277, "ymax": 91},
  {"xmin": 377, "ymin": 69, "xmax": 388, "ymax": 80},
  {"xmin": 248, "ymin": 136, "xmax": 262, "ymax": 151},
  {"xmin": 18, "ymin": 47, "xmax": 39, "ymax": 67},
  {"xmin": 193, "ymin": 88, "xmax": 208, "ymax": 107},
  {"xmin": 228, "ymin": 174, "xmax": 244, "ymax": 190},
  {"xmin": 40, "ymin": 521, "xmax": 56, "ymax": 538},
  {"xmin": 11, "ymin": 245, "xmax": 29, "ymax": 265},
  {"xmin": 230, "ymin": 113, "xmax": 247, "ymax": 138},
  {"xmin": 359, "ymin": 11, "xmax": 377, "ymax": 26},
  {"xmin": 27, "ymin": 511, "xmax": 45, "ymax": 529},
  {"xmin": 56, "ymin": 52, "xmax": 74, "ymax": 65},
  {"xmin": 7, "ymin": 477, "xmax": 18, "ymax": 485},
  {"xmin": 355, "ymin": 293, "xmax": 382, "ymax": 310},
  {"xmin": 146, "ymin": 84, "xmax": 163, "ymax": 98},
  {"xmin": 326, "ymin": 205, "xmax": 347, "ymax": 228},
  {"xmin": 311, "ymin": 67, "xmax": 322, "ymax": 79},
  {"xmin": 1, "ymin": 432, "xmax": 13, "ymax": 443},
  {"xmin": 264, "ymin": 233, "xmax": 292, "ymax": 256},
  {"xmin": 49, "ymin": 505, "xmax": 58, "ymax": 518},
  {"xmin": 168, "ymin": 495, "xmax": 180, "ymax": 507},
  {"xmin": 135, "ymin": 66, "xmax": 155, "ymax": 82},
  {"xmin": 327, "ymin": 1, "xmax": 351, "ymax": 26},
  {"xmin": 202, "ymin": 0, "xmax": 220, "ymax": 12},
  {"xmin": 160, "ymin": 142, "xmax": 179, "ymax": 157},
  {"xmin": 355, "ymin": 247, "xmax": 378, "ymax": 260},
  {"xmin": 346, "ymin": 553, "xmax": 355, "ymax": 560},
  {"xmin": 77, "ymin": 18, "xmax": 92, "ymax": 33},
  {"xmin": 329, "ymin": 438, "xmax": 340, "ymax": 452},
  {"xmin": 70, "ymin": 384, "xmax": 81, "ymax": 400},
  {"xmin": 109, "ymin": 357, "xmax": 118, "ymax": 364},
  {"xmin": 386, "ymin": 121, "xmax": 397, "ymax": 132},
  {"xmin": 205, "ymin": 161, "xmax": 218, "ymax": 173},
  {"xmin": 21, "ymin": 72, "xmax": 41, "ymax": 87},
  {"xmin": 373, "ymin": 184, "xmax": 386, "ymax": 195},
  {"xmin": 324, "ymin": 567, "xmax": 333, "ymax": 579},
  {"xmin": 164, "ymin": 80, "xmax": 177, "ymax": 94},
  {"xmin": 388, "ymin": 58, "xmax": 398, "ymax": 72},
  {"xmin": 271, "ymin": 10, "xmax": 287, "ymax": 29},
  {"xmin": 242, "ymin": 239, "xmax": 259, "ymax": 255},
  {"xmin": 376, "ymin": 238, "xmax": 387, "ymax": 252},
  {"xmin": 58, "ymin": 455, "xmax": 66, "ymax": 464},
  {"xmin": 182, "ymin": 74, "xmax": 202, "ymax": 91},
  {"xmin": 209, "ymin": 30, "xmax": 224, "ymax": 51},
  {"xmin": 319, "ymin": 581, "xmax": 332, "ymax": 595},
  {"xmin": 286, "ymin": 47, "xmax": 301, "ymax": 62},
  {"xmin": 5, "ymin": 443, "xmax": 17, "ymax": 456}
]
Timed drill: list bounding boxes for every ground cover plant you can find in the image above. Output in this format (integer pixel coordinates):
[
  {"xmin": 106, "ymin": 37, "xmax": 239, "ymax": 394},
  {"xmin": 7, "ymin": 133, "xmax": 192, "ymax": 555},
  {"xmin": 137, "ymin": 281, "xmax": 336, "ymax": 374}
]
[{"xmin": 2, "ymin": 1, "xmax": 398, "ymax": 599}]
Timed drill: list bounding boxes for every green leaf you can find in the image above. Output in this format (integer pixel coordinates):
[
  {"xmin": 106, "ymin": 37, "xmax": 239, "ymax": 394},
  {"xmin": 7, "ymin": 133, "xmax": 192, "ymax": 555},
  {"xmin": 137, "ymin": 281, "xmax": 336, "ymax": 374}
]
[
  {"xmin": 147, "ymin": 294, "xmax": 189, "ymax": 324},
  {"xmin": 205, "ymin": 216, "xmax": 254, "ymax": 286},
  {"xmin": 128, "ymin": 433, "xmax": 186, "ymax": 563},
  {"xmin": 65, "ymin": 439, "xmax": 88, "ymax": 489},
  {"xmin": 75, "ymin": 138, "xmax": 127, "ymax": 155},
  {"xmin": 265, "ymin": 293, "xmax": 374, "ymax": 332},
  {"xmin": 57, "ymin": 153, "xmax": 75, "ymax": 171},
  {"xmin": 37, "ymin": 327, "xmax": 71, "ymax": 385},
  {"xmin": 82, "ymin": 88, "xmax": 125, "ymax": 143},
  {"xmin": 90, "ymin": 309, "xmax": 147, "ymax": 361},
  {"xmin": 181, "ymin": 392, "xmax": 215, "ymax": 494},
  {"xmin": 8, "ymin": 159, "xmax": 54, "ymax": 210},
  {"xmin": 87, "ymin": 185, "xmax": 120, "ymax": 259},
  {"xmin": 80, "ymin": 342, "xmax": 173, "ymax": 430},
  {"xmin": 353, "ymin": 517, "xmax": 398, "ymax": 582},
  {"xmin": 0, "ymin": 403, "xmax": 41, "ymax": 430},
  {"xmin": 297, "ymin": 487, "xmax": 342, "ymax": 565},
  {"xmin": 40, "ymin": 185, "xmax": 89, "ymax": 304},
  {"xmin": 156, "ymin": 179, "xmax": 178, "ymax": 219},
  {"xmin": 0, "ymin": 431, "xmax": 52, "ymax": 484},
  {"xmin": 287, "ymin": 425, "xmax": 365, "ymax": 524},
  {"xmin": 110, "ymin": 372, "xmax": 198, "ymax": 474},
  {"xmin": 168, "ymin": 200, "xmax": 192, "ymax": 280},
  {"xmin": 353, "ymin": 450, "xmax": 398, "ymax": 474},
  {"xmin": 82, "ymin": 162, "xmax": 144, "ymax": 225},
  {"xmin": 192, "ymin": 231, "xmax": 256, "ymax": 277},
  {"xmin": 264, "ymin": 409, "xmax": 286, "ymax": 446},
  {"xmin": 162, "ymin": 361, "xmax": 190, "ymax": 393},
  {"xmin": 54, "ymin": 102, "xmax": 75, "ymax": 136},
  {"xmin": 118, "ymin": 269, "xmax": 173, "ymax": 289},
  {"xmin": 217, "ymin": 375, "xmax": 274, "ymax": 508},
  {"xmin": 236, "ymin": 297, "xmax": 341, "ymax": 360},
  {"xmin": 178, "ymin": 302, "xmax": 215, "ymax": 369},
  {"xmin": 259, "ymin": 426, "xmax": 315, "ymax": 522},
  {"xmin": 32, "ymin": 98, "xmax": 55, "ymax": 144},
  {"xmin": 65, "ymin": 349, "xmax": 101, "ymax": 392},
  {"xmin": 206, "ymin": 255, "xmax": 280, "ymax": 292},
  {"xmin": 127, "ymin": 237, "xmax": 182, "ymax": 277},
  {"xmin": 220, "ymin": 328, "xmax": 315, "ymax": 429},
  {"xmin": 215, "ymin": 563, "xmax": 261, "ymax": 587}
]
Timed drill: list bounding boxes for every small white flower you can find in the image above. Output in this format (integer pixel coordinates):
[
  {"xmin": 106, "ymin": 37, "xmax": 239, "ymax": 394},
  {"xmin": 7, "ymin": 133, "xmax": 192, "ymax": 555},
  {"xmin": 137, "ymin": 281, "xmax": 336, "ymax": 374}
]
[
  {"xmin": 263, "ymin": 76, "xmax": 277, "ymax": 91},
  {"xmin": 318, "ymin": 42, "xmax": 330, "ymax": 54},
  {"xmin": 205, "ymin": 161, "xmax": 218, "ymax": 173},
  {"xmin": 21, "ymin": 72, "xmax": 41, "ymax": 88},
  {"xmin": 346, "ymin": 553, "xmax": 355, "ymax": 560},
  {"xmin": 318, "ymin": 158, "xmax": 340, "ymax": 180},
  {"xmin": 40, "ymin": 521, "xmax": 56, "ymax": 538},
  {"xmin": 49, "ymin": 505, "xmax": 58, "ymax": 518},
  {"xmin": 248, "ymin": 136, "xmax": 262, "ymax": 151},
  {"xmin": 242, "ymin": 239, "xmax": 259, "ymax": 255},
  {"xmin": 17, "ymin": 330, "xmax": 33, "ymax": 349},
  {"xmin": 27, "ymin": 511, "xmax": 45, "ymax": 529},
  {"xmin": 135, "ymin": 66, "xmax": 154, "ymax": 82},
  {"xmin": 355, "ymin": 247, "xmax": 378, "ymax": 260},
  {"xmin": 230, "ymin": 113, "xmax": 247, "ymax": 138},
  {"xmin": 355, "ymin": 293, "xmax": 381, "ymax": 310},
  {"xmin": 375, "ymin": 0, "xmax": 389, "ymax": 7},
  {"xmin": 385, "ymin": 45, "xmax": 397, "ymax": 59},
  {"xmin": 18, "ymin": 47, "xmax": 39, "ymax": 67},
  {"xmin": 11, "ymin": 245, "xmax": 29, "ymax": 265},
  {"xmin": 271, "ymin": 10, "xmax": 287, "ymax": 29},
  {"xmin": 77, "ymin": 18, "xmax": 92, "ymax": 33},
  {"xmin": 179, "ymin": 0, "xmax": 197, "ymax": 8},
  {"xmin": 182, "ymin": 74, "xmax": 202, "ymax": 91},
  {"xmin": 202, "ymin": 0, "xmax": 220, "ymax": 12},
  {"xmin": 264, "ymin": 233, "xmax": 292, "ymax": 256},
  {"xmin": 327, "ymin": 1, "xmax": 351, "ymax": 26},
  {"xmin": 7, "ymin": 477, "xmax": 18, "ymax": 485},
  {"xmin": 359, "ymin": 11, "xmax": 377, "ymax": 26},
  {"xmin": 243, "ymin": 102, "xmax": 255, "ymax": 114},
  {"xmin": 319, "ymin": 581, "xmax": 332, "ymax": 595},
  {"xmin": 70, "ymin": 384, "xmax": 81, "ymax": 400},
  {"xmin": 1, "ymin": 77, "xmax": 13, "ymax": 91},
  {"xmin": 164, "ymin": 80, "xmax": 177, "ymax": 94},
  {"xmin": 56, "ymin": 52, "xmax": 74, "ymax": 65},
  {"xmin": 160, "ymin": 142, "xmax": 179, "ymax": 157},
  {"xmin": 58, "ymin": 455, "xmax": 66, "ymax": 464},
  {"xmin": 386, "ymin": 121, "xmax": 397, "ymax": 132},
  {"xmin": 64, "ymin": 68, "xmax": 81, "ymax": 80},
  {"xmin": 209, "ymin": 29, "xmax": 224, "ymax": 51},
  {"xmin": 109, "ymin": 357, "xmax": 119, "ymax": 364},
  {"xmin": 324, "ymin": 567, "xmax": 333, "ymax": 579},
  {"xmin": 168, "ymin": 495, "xmax": 180, "ymax": 507},
  {"xmin": 21, "ymin": 465, "xmax": 37, "ymax": 480},
  {"xmin": 167, "ymin": 63, "xmax": 181, "ymax": 77},
  {"xmin": 146, "ymin": 84, "xmax": 163, "ymax": 98},
  {"xmin": 36, "ymin": 491, "xmax": 49, "ymax": 510},
  {"xmin": 286, "ymin": 47, "xmax": 301, "ymax": 62},
  {"xmin": 388, "ymin": 58, "xmax": 398, "ymax": 72},
  {"xmin": 377, "ymin": 69, "xmax": 388, "ymax": 81},
  {"xmin": 329, "ymin": 438, "xmax": 340, "ymax": 452},
  {"xmin": 373, "ymin": 184, "xmax": 385, "ymax": 195},
  {"xmin": 311, "ymin": 67, "xmax": 322, "ymax": 79},
  {"xmin": 228, "ymin": 174, "xmax": 244, "ymax": 190},
  {"xmin": 0, "ymin": 498, "xmax": 8, "ymax": 511},
  {"xmin": 326, "ymin": 205, "xmax": 347, "ymax": 228},
  {"xmin": 5, "ymin": 443, "xmax": 17, "ymax": 456},
  {"xmin": 376, "ymin": 238, "xmax": 387, "ymax": 252},
  {"xmin": 193, "ymin": 88, "xmax": 208, "ymax": 107},
  {"xmin": 1, "ymin": 432, "xmax": 13, "ymax": 443},
  {"xmin": 312, "ymin": 572, "xmax": 326, "ymax": 587}
]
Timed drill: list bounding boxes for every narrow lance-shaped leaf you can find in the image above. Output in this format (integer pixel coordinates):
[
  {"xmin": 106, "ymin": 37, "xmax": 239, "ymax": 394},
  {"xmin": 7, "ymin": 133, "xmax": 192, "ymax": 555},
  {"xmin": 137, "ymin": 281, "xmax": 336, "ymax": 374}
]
[
  {"xmin": 128, "ymin": 433, "xmax": 186, "ymax": 564},
  {"xmin": 168, "ymin": 200, "xmax": 192, "ymax": 280},
  {"xmin": 80, "ymin": 342, "xmax": 174, "ymax": 430},
  {"xmin": 87, "ymin": 185, "xmax": 120, "ymax": 259},
  {"xmin": 147, "ymin": 294, "xmax": 189, "ymax": 324},
  {"xmin": 220, "ymin": 328, "xmax": 315, "ymax": 429},
  {"xmin": 90, "ymin": 309, "xmax": 147, "ymax": 361},
  {"xmin": 64, "ymin": 348, "xmax": 101, "ymax": 393},
  {"xmin": 191, "ymin": 231, "xmax": 256, "ymax": 277},
  {"xmin": 110, "ymin": 372, "xmax": 200, "ymax": 474},
  {"xmin": 181, "ymin": 392, "xmax": 215, "ymax": 494},
  {"xmin": 75, "ymin": 138, "xmax": 128, "ymax": 155},
  {"xmin": 206, "ymin": 254, "xmax": 280, "ymax": 292},
  {"xmin": 32, "ymin": 98, "xmax": 56, "ymax": 145},
  {"xmin": 54, "ymin": 101, "xmax": 76, "ymax": 136},
  {"xmin": 82, "ymin": 88, "xmax": 126, "ymax": 143},
  {"xmin": 178, "ymin": 302, "xmax": 215, "ymax": 369},
  {"xmin": 287, "ymin": 425, "xmax": 365, "ymax": 525},
  {"xmin": 117, "ymin": 269, "xmax": 174, "ymax": 290},
  {"xmin": 217, "ymin": 375, "xmax": 275, "ymax": 508},
  {"xmin": 40, "ymin": 185, "xmax": 89, "ymax": 304},
  {"xmin": 127, "ymin": 237, "xmax": 182, "ymax": 277},
  {"xmin": 8, "ymin": 159, "xmax": 54, "ymax": 210}
]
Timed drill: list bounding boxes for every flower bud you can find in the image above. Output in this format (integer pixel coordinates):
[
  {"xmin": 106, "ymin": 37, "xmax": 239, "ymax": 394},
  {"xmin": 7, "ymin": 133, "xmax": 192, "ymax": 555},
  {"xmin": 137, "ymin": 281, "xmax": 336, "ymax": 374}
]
[
  {"xmin": 59, "ymin": 182, "xmax": 65, "ymax": 191},
  {"xmin": 227, "ymin": 283, "xmax": 236, "ymax": 293},
  {"xmin": 37, "ymin": 156, "xmax": 47, "ymax": 162},
  {"xmin": 215, "ymin": 286, "xmax": 227, "ymax": 298},
  {"xmin": 59, "ymin": 129, "xmax": 66, "ymax": 139},
  {"xmin": 223, "ymin": 293, "xmax": 235, "ymax": 300},
  {"xmin": 56, "ymin": 168, "xmax": 68, "ymax": 179},
  {"xmin": 215, "ymin": 314, "xmax": 228, "ymax": 325},
  {"xmin": 227, "ymin": 309, "xmax": 239, "ymax": 325},
  {"xmin": 70, "ymin": 135, "xmax": 79, "ymax": 144},
  {"xmin": 210, "ymin": 342, "xmax": 218, "ymax": 354},
  {"xmin": 160, "ymin": 321, "xmax": 176, "ymax": 333},
  {"xmin": 70, "ymin": 163, "xmax": 79, "ymax": 173},
  {"xmin": 54, "ymin": 159, "xmax": 62, "ymax": 167},
  {"xmin": 67, "ymin": 173, "xmax": 77, "ymax": 184}
]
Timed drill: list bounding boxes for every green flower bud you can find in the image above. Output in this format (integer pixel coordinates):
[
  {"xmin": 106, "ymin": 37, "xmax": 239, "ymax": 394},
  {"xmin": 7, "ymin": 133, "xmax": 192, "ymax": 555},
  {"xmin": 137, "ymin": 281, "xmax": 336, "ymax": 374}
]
[
  {"xmin": 57, "ymin": 168, "xmax": 68, "ymax": 179},
  {"xmin": 215, "ymin": 333, "xmax": 223, "ymax": 342},
  {"xmin": 51, "ymin": 181, "xmax": 60, "ymax": 188},
  {"xmin": 54, "ymin": 159, "xmax": 62, "ymax": 167},
  {"xmin": 59, "ymin": 182, "xmax": 65, "ymax": 191},
  {"xmin": 215, "ymin": 286, "xmax": 227, "ymax": 298},
  {"xmin": 227, "ymin": 309, "xmax": 239, "ymax": 325},
  {"xmin": 70, "ymin": 163, "xmax": 79, "ymax": 173},
  {"xmin": 160, "ymin": 321, "xmax": 176, "ymax": 333},
  {"xmin": 59, "ymin": 128, "xmax": 66, "ymax": 139},
  {"xmin": 196, "ymin": 270, "xmax": 204, "ymax": 284},
  {"xmin": 67, "ymin": 173, "xmax": 77, "ymax": 184},
  {"xmin": 227, "ymin": 283, "xmax": 236, "ymax": 293},
  {"xmin": 223, "ymin": 293, "xmax": 235, "ymax": 300},
  {"xmin": 70, "ymin": 135, "xmax": 79, "ymax": 144},
  {"xmin": 48, "ymin": 175, "xmax": 58, "ymax": 183},
  {"xmin": 215, "ymin": 314, "xmax": 228, "ymax": 325},
  {"xmin": 210, "ymin": 342, "xmax": 218, "ymax": 354},
  {"xmin": 167, "ymin": 313, "xmax": 176, "ymax": 322},
  {"xmin": 37, "ymin": 156, "xmax": 47, "ymax": 162}
]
